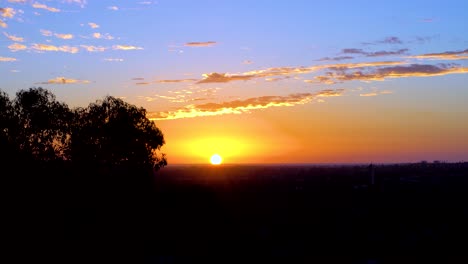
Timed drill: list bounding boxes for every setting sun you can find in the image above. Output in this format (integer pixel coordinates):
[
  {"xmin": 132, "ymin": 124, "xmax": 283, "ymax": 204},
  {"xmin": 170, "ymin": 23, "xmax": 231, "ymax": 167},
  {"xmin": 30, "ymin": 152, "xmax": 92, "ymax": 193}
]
[{"xmin": 210, "ymin": 154, "xmax": 223, "ymax": 165}]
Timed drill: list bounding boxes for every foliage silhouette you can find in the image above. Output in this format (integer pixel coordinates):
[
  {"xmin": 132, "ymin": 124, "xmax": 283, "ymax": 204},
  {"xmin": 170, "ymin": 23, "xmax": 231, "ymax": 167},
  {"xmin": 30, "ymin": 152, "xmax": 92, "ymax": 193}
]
[
  {"xmin": 0, "ymin": 88, "xmax": 166, "ymax": 170},
  {"xmin": 12, "ymin": 88, "xmax": 72, "ymax": 162},
  {"xmin": 72, "ymin": 96, "xmax": 166, "ymax": 170}
]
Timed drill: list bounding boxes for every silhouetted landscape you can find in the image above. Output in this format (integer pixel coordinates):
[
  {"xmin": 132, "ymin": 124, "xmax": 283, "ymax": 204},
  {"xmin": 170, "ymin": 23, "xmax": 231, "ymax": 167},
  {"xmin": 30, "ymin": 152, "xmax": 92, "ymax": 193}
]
[{"xmin": 2, "ymin": 89, "xmax": 468, "ymax": 263}]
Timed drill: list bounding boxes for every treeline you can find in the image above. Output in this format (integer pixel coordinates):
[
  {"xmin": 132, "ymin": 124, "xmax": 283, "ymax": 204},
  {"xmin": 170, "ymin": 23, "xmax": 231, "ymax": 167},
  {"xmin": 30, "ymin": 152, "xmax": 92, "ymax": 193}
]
[{"xmin": 0, "ymin": 87, "xmax": 166, "ymax": 175}]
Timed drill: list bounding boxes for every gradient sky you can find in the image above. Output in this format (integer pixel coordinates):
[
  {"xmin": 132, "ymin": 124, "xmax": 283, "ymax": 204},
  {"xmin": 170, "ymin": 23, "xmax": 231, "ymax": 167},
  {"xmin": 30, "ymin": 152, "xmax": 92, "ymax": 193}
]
[{"xmin": 1, "ymin": 0, "xmax": 467, "ymax": 164}]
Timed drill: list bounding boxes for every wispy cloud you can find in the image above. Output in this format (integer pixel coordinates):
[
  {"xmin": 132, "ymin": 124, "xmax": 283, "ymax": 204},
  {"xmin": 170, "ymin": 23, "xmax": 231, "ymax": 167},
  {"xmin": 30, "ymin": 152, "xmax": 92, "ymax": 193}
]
[
  {"xmin": 32, "ymin": 2, "xmax": 60, "ymax": 12},
  {"xmin": 197, "ymin": 72, "xmax": 255, "ymax": 84},
  {"xmin": 31, "ymin": 43, "xmax": 79, "ymax": 53},
  {"xmin": 8, "ymin": 42, "xmax": 27, "ymax": 51},
  {"xmin": 342, "ymin": 48, "xmax": 408, "ymax": 57},
  {"xmin": 149, "ymin": 89, "xmax": 344, "ymax": 120},
  {"xmin": 316, "ymin": 64, "xmax": 467, "ymax": 83},
  {"xmin": 3, "ymin": 32, "xmax": 23, "ymax": 42},
  {"xmin": 40, "ymin": 29, "xmax": 52, "ymax": 36},
  {"xmin": 184, "ymin": 41, "xmax": 217, "ymax": 47},
  {"xmin": 195, "ymin": 61, "xmax": 406, "ymax": 84},
  {"xmin": 0, "ymin": 56, "xmax": 17, "ymax": 62},
  {"xmin": 92, "ymin": 32, "xmax": 114, "ymax": 40},
  {"xmin": 407, "ymin": 49, "xmax": 468, "ymax": 60},
  {"xmin": 104, "ymin": 58, "xmax": 124, "ymax": 62},
  {"xmin": 54, "ymin": 33, "xmax": 73, "ymax": 39},
  {"xmin": 38, "ymin": 76, "xmax": 90, "ymax": 84},
  {"xmin": 107, "ymin": 6, "xmax": 119, "ymax": 11},
  {"xmin": 0, "ymin": 19, "xmax": 6, "ymax": 28},
  {"xmin": 88, "ymin": 22, "xmax": 99, "ymax": 29},
  {"xmin": 7, "ymin": 0, "xmax": 27, "ymax": 3},
  {"xmin": 317, "ymin": 56, "xmax": 354, "ymax": 61},
  {"xmin": 81, "ymin": 45, "xmax": 107, "ymax": 52},
  {"xmin": 112, "ymin": 45, "xmax": 143, "ymax": 50},
  {"xmin": 62, "ymin": 0, "xmax": 87, "ymax": 8},
  {"xmin": 379, "ymin": 36, "xmax": 403, "ymax": 44},
  {"xmin": 243, "ymin": 60, "xmax": 253, "ymax": 64},
  {"xmin": 0, "ymin": 7, "xmax": 16, "ymax": 18},
  {"xmin": 360, "ymin": 92, "xmax": 378, "ymax": 97}
]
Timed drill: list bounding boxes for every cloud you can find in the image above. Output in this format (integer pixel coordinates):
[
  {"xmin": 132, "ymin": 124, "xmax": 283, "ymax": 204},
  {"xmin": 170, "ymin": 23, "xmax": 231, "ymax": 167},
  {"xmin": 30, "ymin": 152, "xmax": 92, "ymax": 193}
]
[
  {"xmin": 32, "ymin": 2, "xmax": 60, "ymax": 12},
  {"xmin": 31, "ymin": 43, "xmax": 79, "ymax": 53},
  {"xmin": 3, "ymin": 32, "xmax": 23, "ymax": 42},
  {"xmin": 342, "ymin": 48, "xmax": 409, "ymax": 57},
  {"xmin": 243, "ymin": 60, "xmax": 253, "ymax": 64},
  {"xmin": 0, "ymin": 56, "xmax": 17, "ymax": 62},
  {"xmin": 149, "ymin": 89, "xmax": 344, "ymax": 120},
  {"xmin": 197, "ymin": 72, "xmax": 256, "ymax": 84},
  {"xmin": 0, "ymin": 19, "xmax": 6, "ymax": 28},
  {"xmin": 108, "ymin": 6, "xmax": 119, "ymax": 11},
  {"xmin": 184, "ymin": 41, "xmax": 217, "ymax": 47},
  {"xmin": 40, "ymin": 29, "xmax": 52, "ymax": 36},
  {"xmin": 112, "ymin": 45, "xmax": 143, "ymax": 50},
  {"xmin": 379, "ymin": 36, "xmax": 403, "ymax": 44},
  {"xmin": 62, "ymin": 0, "xmax": 87, "ymax": 8},
  {"xmin": 8, "ymin": 0, "xmax": 27, "ymax": 3},
  {"xmin": 0, "ymin": 7, "xmax": 16, "ymax": 18},
  {"xmin": 80, "ymin": 45, "xmax": 107, "ymax": 52},
  {"xmin": 88, "ymin": 22, "xmax": 99, "ymax": 29},
  {"xmin": 54, "ymin": 33, "xmax": 73, "ymax": 39},
  {"xmin": 38, "ymin": 76, "xmax": 90, "ymax": 84},
  {"xmin": 92, "ymin": 32, "xmax": 114, "ymax": 40},
  {"xmin": 139, "ymin": 1, "xmax": 154, "ymax": 4},
  {"xmin": 317, "ymin": 64, "xmax": 468, "ymax": 83},
  {"xmin": 8, "ymin": 42, "xmax": 27, "ymax": 51},
  {"xmin": 318, "ymin": 56, "xmax": 354, "ymax": 61},
  {"xmin": 407, "ymin": 49, "xmax": 468, "ymax": 60},
  {"xmin": 360, "ymin": 92, "xmax": 378, "ymax": 97},
  {"xmin": 104, "ymin": 58, "xmax": 123, "ymax": 62}
]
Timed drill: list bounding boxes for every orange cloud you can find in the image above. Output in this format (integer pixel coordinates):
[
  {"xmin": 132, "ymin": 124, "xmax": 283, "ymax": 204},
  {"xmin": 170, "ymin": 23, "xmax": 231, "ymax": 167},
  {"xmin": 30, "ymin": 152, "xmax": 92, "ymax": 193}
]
[
  {"xmin": 112, "ymin": 45, "xmax": 143, "ymax": 50},
  {"xmin": 32, "ymin": 2, "xmax": 60, "ymax": 12},
  {"xmin": 0, "ymin": 7, "xmax": 16, "ymax": 18},
  {"xmin": 81, "ymin": 45, "xmax": 107, "ymax": 52},
  {"xmin": 184, "ymin": 41, "xmax": 217, "ymax": 47},
  {"xmin": 55, "ymin": 33, "xmax": 73, "ymax": 39},
  {"xmin": 149, "ymin": 89, "xmax": 344, "ymax": 120},
  {"xmin": 0, "ymin": 56, "xmax": 17, "ymax": 62},
  {"xmin": 360, "ymin": 92, "xmax": 378, "ymax": 97},
  {"xmin": 3, "ymin": 32, "xmax": 24, "ymax": 42},
  {"xmin": 0, "ymin": 19, "xmax": 6, "ymax": 28},
  {"xmin": 31, "ymin": 43, "xmax": 79, "ymax": 53},
  {"xmin": 38, "ymin": 77, "xmax": 90, "ymax": 84},
  {"xmin": 408, "ymin": 49, "xmax": 468, "ymax": 60},
  {"xmin": 197, "ymin": 72, "xmax": 256, "ymax": 84},
  {"xmin": 92, "ymin": 32, "xmax": 114, "ymax": 40},
  {"xmin": 88, "ymin": 22, "xmax": 99, "ymax": 29},
  {"xmin": 8, "ymin": 42, "xmax": 27, "ymax": 51}
]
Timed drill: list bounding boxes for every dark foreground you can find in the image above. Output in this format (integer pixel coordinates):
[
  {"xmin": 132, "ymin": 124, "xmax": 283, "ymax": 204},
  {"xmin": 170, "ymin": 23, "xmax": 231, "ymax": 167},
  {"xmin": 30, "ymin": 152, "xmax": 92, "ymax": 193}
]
[{"xmin": 6, "ymin": 163, "xmax": 468, "ymax": 263}]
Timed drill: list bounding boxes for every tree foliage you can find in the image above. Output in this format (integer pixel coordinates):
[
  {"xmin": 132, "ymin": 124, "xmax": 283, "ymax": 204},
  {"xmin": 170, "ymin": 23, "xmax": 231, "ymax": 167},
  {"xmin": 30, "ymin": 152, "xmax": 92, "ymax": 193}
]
[{"xmin": 0, "ymin": 88, "xmax": 166, "ymax": 171}]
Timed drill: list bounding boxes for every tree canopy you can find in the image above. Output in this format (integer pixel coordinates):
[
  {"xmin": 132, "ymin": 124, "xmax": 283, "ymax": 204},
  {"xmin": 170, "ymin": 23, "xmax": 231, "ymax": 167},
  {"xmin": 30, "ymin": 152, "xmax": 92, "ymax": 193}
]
[{"xmin": 0, "ymin": 88, "xmax": 166, "ymax": 171}]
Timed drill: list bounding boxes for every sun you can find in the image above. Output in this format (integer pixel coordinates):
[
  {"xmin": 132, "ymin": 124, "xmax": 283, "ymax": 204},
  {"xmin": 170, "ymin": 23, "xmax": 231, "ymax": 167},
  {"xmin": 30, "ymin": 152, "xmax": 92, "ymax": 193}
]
[{"xmin": 210, "ymin": 154, "xmax": 223, "ymax": 165}]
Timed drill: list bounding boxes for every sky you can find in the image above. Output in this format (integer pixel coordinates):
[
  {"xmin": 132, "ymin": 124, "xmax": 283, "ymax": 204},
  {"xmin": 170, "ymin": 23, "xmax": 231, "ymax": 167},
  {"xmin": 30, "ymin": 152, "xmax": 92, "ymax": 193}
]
[{"xmin": 1, "ymin": 0, "xmax": 467, "ymax": 164}]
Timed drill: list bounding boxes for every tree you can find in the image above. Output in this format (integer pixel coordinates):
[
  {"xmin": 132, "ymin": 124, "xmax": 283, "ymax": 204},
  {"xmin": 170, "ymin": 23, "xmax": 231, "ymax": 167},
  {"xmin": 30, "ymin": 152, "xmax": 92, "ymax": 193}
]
[
  {"xmin": 12, "ymin": 88, "xmax": 73, "ymax": 162},
  {"xmin": 0, "ymin": 90, "xmax": 18, "ymax": 164},
  {"xmin": 71, "ymin": 96, "xmax": 166, "ymax": 170}
]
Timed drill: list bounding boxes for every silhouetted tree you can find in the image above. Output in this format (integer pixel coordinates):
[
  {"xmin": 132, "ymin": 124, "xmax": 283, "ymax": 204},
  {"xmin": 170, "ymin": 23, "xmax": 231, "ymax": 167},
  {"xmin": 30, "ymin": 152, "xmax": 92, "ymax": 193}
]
[
  {"xmin": 71, "ymin": 96, "xmax": 166, "ymax": 170},
  {"xmin": 12, "ymin": 88, "xmax": 72, "ymax": 162},
  {"xmin": 0, "ymin": 90, "xmax": 18, "ymax": 165}
]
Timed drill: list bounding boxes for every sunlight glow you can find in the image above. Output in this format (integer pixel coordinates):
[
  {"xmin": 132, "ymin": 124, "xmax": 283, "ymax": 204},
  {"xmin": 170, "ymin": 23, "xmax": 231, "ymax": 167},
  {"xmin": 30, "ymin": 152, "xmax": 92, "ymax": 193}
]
[{"xmin": 210, "ymin": 154, "xmax": 222, "ymax": 165}]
